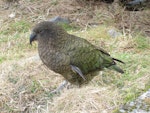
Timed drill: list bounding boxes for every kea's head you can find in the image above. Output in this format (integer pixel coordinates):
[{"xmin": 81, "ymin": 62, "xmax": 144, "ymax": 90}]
[{"xmin": 30, "ymin": 21, "xmax": 66, "ymax": 45}]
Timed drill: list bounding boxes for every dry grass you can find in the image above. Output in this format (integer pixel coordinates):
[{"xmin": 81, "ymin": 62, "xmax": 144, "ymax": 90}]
[
  {"xmin": 48, "ymin": 86, "xmax": 122, "ymax": 113},
  {"xmin": 0, "ymin": 0, "xmax": 150, "ymax": 113},
  {"xmin": 1, "ymin": 0, "xmax": 149, "ymax": 35}
]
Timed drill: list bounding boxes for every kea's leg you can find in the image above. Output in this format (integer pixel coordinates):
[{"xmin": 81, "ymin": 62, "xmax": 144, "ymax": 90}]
[{"xmin": 50, "ymin": 80, "xmax": 68, "ymax": 94}]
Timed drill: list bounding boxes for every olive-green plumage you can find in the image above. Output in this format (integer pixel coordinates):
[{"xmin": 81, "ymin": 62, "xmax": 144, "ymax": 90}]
[{"xmin": 30, "ymin": 21, "xmax": 124, "ymax": 86}]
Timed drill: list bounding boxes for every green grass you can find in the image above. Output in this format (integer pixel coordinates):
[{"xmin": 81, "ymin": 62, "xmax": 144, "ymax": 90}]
[
  {"xmin": 0, "ymin": 56, "xmax": 6, "ymax": 63},
  {"xmin": 50, "ymin": 0, "xmax": 59, "ymax": 5},
  {"xmin": 135, "ymin": 35, "xmax": 150, "ymax": 50},
  {"xmin": 58, "ymin": 23, "xmax": 80, "ymax": 31},
  {"xmin": 0, "ymin": 33, "xmax": 35, "ymax": 63},
  {"xmin": 30, "ymin": 80, "xmax": 41, "ymax": 93},
  {"xmin": 114, "ymin": 51, "xmax": 150, "ymax": 103},
  {"xmin": 0, "ymin": 20, "xmax": 36, "ymax": 64},
  {"xmin": 70, "ymin": 25, "xmax": 111, "ymax": 39},
  {"xmin": 0, "ymin": 20, "xmax": 31, "ymax": 35},
  {"xmin": 145, "ymin": 80, "xmax": 150, "ymax": 91}
]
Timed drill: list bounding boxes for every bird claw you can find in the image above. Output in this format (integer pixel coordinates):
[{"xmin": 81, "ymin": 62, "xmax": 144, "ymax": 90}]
[
  {"xmin": 50, "ymin": 89, "xmax": 60, "ymax": 94},
  {"xmin": 50, "ymin": 80, "xmax": 68, "ymax": 94}
]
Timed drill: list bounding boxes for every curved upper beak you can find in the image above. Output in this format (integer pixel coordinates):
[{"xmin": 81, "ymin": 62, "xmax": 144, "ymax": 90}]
[{"xmin": 30, "ymin": 32, "xmax": 37, "ymax": 45}]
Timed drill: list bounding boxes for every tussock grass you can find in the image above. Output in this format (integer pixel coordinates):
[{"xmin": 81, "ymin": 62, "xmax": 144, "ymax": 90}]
[{"xmin": 0, "ymin": 0, "xmax": 150, "ymax": 113}]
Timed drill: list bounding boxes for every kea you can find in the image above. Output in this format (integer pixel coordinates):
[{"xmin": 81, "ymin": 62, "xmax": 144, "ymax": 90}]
[{"xmin": 30, "ymin": 21, "xmax": 124, "ymax": 92}]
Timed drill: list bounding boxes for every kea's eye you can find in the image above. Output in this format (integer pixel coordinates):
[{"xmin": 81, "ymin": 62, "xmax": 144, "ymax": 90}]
[{"xmin": 38, "ymin": 30, "xmax": 44, "ymax": 34}]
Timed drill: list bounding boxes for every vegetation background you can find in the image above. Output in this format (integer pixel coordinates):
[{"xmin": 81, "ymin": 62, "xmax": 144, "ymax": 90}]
[{"xmin": 0, "ymin": 0, "xmax": 150, "ymax": 112}]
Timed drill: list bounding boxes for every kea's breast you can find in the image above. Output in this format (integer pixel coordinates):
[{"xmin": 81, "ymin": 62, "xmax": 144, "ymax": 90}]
[{"xmin": 38, "ymin": 46, "xmax": 70, "ymax": 74}]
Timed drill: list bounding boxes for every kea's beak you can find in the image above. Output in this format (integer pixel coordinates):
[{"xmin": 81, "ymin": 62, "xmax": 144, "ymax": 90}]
[{"xmin": 30, "ymin": 32, "xmax": 37, "ymax": 45}]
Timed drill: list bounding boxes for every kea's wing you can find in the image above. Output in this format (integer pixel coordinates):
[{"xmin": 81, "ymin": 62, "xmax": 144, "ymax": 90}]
[
  {"xmin": 66, "ymin": 35, "xmax": 124, "ymax": 77},
  {"xmin": 70, "ymin": 48, "xmax": 103, "ymax": 74},
  {"xmin": 97, "ymin": 47, "xmax": 110, "ymax": 56},
  {"xmin": 66, "ymin": 35, "xmax": 113, "ymax": 74}
]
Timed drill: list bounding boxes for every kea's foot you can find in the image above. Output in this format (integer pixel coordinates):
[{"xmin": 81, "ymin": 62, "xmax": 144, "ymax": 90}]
[{"xmin": 50, "ymin": 80, "xmax": 68, "ymax": 94}]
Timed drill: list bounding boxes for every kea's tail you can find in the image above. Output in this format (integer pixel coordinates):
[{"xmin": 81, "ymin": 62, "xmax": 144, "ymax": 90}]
[
  {"xmin": 108, "ymin": 65, "xmax": 124, "ymax": 74},
  {"xmin": 112, "ymin": 58, "xmax": 125, "ymax": 64},
  {"xmin": 108, "ymin": 58, "xmax": 125, "ymax": 74}
]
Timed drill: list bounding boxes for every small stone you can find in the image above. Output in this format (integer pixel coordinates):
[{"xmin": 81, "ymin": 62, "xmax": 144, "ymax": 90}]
[
  {"xmin": 139, "ymin": 89, "xmax": 150, "ymax": 100},
  {"xmin": 120, "ymin": 89, "xmax": 150, "ymax": 113},
  {"xmin": 129, "ymin": 101, "xmax": 135, "ymax": 107},
  {"xmin": 146, "ymin": 91, "xmax": 150, "ymax": 98},
  {"xmin": 49, "ymin": 16, "xmax": 70, "ymax": 24},
  {"xmin": 102, "ymin": 110, "xmax": 107, "ymax": 113},
  {"xmin": 139, "ymin": 92, "xmax": 147, "ymax": 100},
  {"xmin": 8, "ymin": 13, "xmax": 15, "ymax": 18},
  {"xmin": 107, "ymin": 29, "xmax": 122, "ymax": 38},
  {"xmin": 119, "ymin": 109, "xmax": 126, "ymax": 113},
  {"xmin": 132, "ymin": 109, "xmax": 138, "ymax": 113}
]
